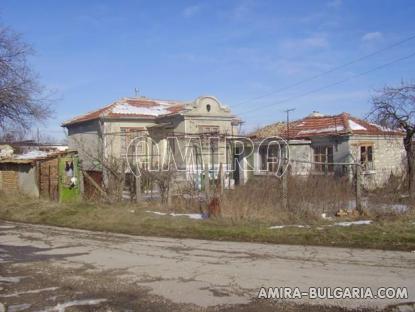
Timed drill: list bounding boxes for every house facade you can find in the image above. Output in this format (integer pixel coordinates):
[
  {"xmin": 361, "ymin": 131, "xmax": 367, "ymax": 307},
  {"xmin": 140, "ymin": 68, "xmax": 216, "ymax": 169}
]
[
  {"xmin": 62, "ymin": 96, "xmax": 241, "ymax": 192},
  {"xmin": 245, "ymin": 112, "xmax": 406, "ymax": 188}
]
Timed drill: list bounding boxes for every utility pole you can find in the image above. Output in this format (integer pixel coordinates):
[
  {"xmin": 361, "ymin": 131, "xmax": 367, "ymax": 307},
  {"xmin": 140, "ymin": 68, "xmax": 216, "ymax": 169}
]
[
  {"xmin": 283, "ymin": 108, "xmax": 296, "ymax": 140},
  {"xmin": 37, "ymin": 128, "xmax": 40, "ymax": 149},
  {"xmin": 355, "ymin": 163, "xmax": 363, "ymax": 214},
  {"xmin": 281, "ymin": 108, "xmax": 295, "ymax": 211}
]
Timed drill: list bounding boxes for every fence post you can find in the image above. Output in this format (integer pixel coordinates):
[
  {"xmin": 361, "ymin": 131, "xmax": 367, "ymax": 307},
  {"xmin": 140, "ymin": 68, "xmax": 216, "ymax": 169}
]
[
  {"xmin": 135, "ymin": 175, "xmax": 142, "ymax": 202},
  {"xmin": 167, "ymin": 181, "xmax": 172, "ymax": 207},
  {"xmin": 204, "ymin": 163, "xmax": 210, "ymax": 200},
  {"xmin": 355, "ymin": 164, "xmax": 363, "ymax": 214},
  {"xmin": 281, "ymin": 170, "xmax": 288, "ymax": 210},
  {"xmin": 218, "ymin": 163, "xmax": 224, "ymax": 195}
]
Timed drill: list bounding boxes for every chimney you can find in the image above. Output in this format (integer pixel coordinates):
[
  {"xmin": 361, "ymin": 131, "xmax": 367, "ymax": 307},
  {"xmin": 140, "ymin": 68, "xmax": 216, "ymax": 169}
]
[{"xmin": 308, "ymin": 111, "xmax": 325, "ymax": 117}]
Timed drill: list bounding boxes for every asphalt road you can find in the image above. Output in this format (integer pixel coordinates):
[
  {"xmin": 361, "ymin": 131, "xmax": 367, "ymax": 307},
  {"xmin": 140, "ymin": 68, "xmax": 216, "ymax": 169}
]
[{"xmin": 1, "ymin": 221, "xmax": 415, "ymax": 311}]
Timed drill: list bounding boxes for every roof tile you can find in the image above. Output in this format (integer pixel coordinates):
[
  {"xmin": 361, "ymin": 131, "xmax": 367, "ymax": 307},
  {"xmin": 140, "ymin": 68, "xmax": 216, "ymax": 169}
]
[
  {"xmin": 250, "ymin": 112, "xmax": 403, "ymax": 138},
  {"xmin": 62, "ymin": 97, "xmax": 187, "ymax": 126}
]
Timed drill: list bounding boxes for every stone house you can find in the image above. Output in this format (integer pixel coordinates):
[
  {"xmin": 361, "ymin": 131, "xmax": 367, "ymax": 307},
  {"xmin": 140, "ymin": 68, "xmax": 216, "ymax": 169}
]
[
  {"xmin": 245, "ymin": 112, "xmax": 406, "ymax": 188},
  {"xmin": 62, "ymin": 96, "xmax": 241, "ymax": 193}
]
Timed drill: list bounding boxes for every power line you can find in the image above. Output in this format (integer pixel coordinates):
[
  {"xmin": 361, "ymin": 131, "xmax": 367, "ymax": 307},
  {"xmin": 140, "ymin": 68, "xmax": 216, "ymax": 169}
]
[
  {"xmin": 236, "ymin": 33, "xmax": 415, "ymax": 106},
  {"xmin": 238, "ymin": 50, "xmax": 415, "ymax": 116}
]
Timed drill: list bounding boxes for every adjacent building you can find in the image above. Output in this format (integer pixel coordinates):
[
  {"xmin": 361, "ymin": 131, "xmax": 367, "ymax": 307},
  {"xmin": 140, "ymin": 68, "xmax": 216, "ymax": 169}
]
[
  {"xmin": 0, "ymin": 150, "xmax": 80, "ymax": 201},
  {"xmin": 246, "ymin": 112, "xmax": 406, "ymax": 188}
]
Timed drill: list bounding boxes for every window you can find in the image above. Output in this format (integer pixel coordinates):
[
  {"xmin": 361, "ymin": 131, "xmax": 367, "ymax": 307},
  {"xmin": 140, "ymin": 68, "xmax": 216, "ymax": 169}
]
[
  {"xmin": 360, "ymin": 145, "xmax": 374, "ymax": 170},
  {"xmin": 206, "ymin": 104, "xmax": 211, "ymax": 112},
  {"xmin": 121, "ymin": 127, "xmax": 145, "ymax": 157},
  {"xmin": 313, "ymin": 146, "xmax": 334, "ymax": 172},
  {"xmin": 259, "ymin": 144, "xmax": 280, "ymax": 172},
  {"xmin": 199, "ymin": 126, "xmax": 219, "ymax": 168},
  {"xmin": 199, "ymin": 125, "xmax": 219, "ymax": 134}
]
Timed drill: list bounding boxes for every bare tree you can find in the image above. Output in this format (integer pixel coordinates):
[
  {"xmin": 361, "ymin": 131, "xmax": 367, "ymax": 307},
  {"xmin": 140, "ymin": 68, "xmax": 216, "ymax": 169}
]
[
  {"xmin": 0, "ymin": 26, "xmax": 51, "ymax": 130},
  {"xmin": 369, "ymin": 82, "xmax": 415, "ymax": 195},
  {"xmin": 141, "ymin": 166, "xmax": 175, "ymax": 205},
  {"xmin": 70, "ymin": 134, "xmax": 126, "ymax": 202},
  {"xmin": 0, "ymin": 126, "xmax": 26, "ymax": 142}
]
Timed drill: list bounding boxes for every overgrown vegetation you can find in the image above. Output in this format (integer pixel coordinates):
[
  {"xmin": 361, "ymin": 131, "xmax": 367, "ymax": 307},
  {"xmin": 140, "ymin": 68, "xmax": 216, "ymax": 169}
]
[
  {"xmin": 0, "ymin": 182, "xmax": 414, "ymax": 251},
  {"xmin": 220, "ymin": 175, "xmax": 354, "ymax": 223}
]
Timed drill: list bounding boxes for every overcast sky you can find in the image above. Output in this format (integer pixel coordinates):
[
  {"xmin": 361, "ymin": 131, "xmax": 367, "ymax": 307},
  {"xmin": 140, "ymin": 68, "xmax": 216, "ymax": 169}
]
[{"xmin": 1, "ymin": 0, "xmax": 415, "ymax": 138}]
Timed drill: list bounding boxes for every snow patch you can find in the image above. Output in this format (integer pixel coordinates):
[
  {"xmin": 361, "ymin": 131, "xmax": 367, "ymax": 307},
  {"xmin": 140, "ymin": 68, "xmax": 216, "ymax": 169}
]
[
  {"xmin": 349, "ymin": 120, "xmax": 367, "ymax": 131},
  {"xmin": 369, "ymin": 122, "xmax": 396, "ymax": 132},
  {"xmin": 298, "ymin": 125, "xmax": 344, "ymax": 135},
  {"xmin": 269, "ymin": 225, "xmax": 310, "ymax": 229},
  {"xmin": 333, "ymin": 220, "xmax": 372, "ymax": 227},
  {"xmin": 0, "ymin": 225, "xmax": 16, "ymax": 229},
  {"xmin": 146, "ymin": 211, "xmax": 203, "ymax": 220},
  {"xmin": 55, "ymin": 146, "xmax": 68, "ymax": 151},
  {"xmin": 42, "ymin": 299, "xmax": 107, "ymax": 312},
  {"xmin": 0, "ymin": 276, "xmax": 25, "ymax": 283},
  {"xmin": 386, "ymin": 204, "xmax": 408, "ymax": 213},
  {"xmin": 269, "ymin": 220, "xmax": 373, "ymax": 229},
  {"xmin": 1, "ymin": 287, "xmax": 59, "ymax": 298},
  {"xmin": 147, "ymin": 211, "xmax": 167, "ymax": 216},
  {"xmin": 171, "ymin": 213, "xmax": 204, "ymax": 220},
  {"xmin": 8, "ymin": 303, "xmax": 31, "ymax": 312},
  {"xmin": 15, "ymin": 151, "xmax": 48, "ymax": 159},
  {"xmin": 112, "ymin": 103, "xmax": 168, "ymax": 116}
]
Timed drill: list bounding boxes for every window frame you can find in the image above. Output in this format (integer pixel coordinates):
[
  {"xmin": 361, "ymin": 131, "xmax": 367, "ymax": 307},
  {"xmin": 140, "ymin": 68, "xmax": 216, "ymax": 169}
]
[
  {"xmin": 313, "ymin": 145, "xmax": 334, "ymax": 173},
  {"xmin": 198, "ymin": 125, "xmax": 220, "ymax": 135},
  {"xmin": 360, "ymin": 144, "xmax": 374, "ymax": 171},
  {"xmin": 120, "ymin": 127, "xmax": 146, "ymax": 157},
  {"xmin": 259, "ymin": 144, "xmax": 281, "ymax": 172}
]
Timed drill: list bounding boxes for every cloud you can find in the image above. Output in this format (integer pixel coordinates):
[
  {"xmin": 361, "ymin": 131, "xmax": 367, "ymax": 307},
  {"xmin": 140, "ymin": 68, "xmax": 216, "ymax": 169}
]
[
  {"xmin": 182, "ymin": 5, "xmax": 202, "ymax": 18},
  {"xmin": 327, "ymin": 0, "xmax": 342, "ymax": 8},
  {"xmin": 361, "ymin": 32, "xmax": 383, "ymax": 42},
  {"xmin": 281, "ymin": 34, "xmax": 329, "ymax": 51},
  {"xmin": 303, "ymin": 36, "xmax": 329, "ymax": 48},
  {"xmin": 272, "ymin": 59, "xmax": 332, "ymax": 76},
  {"xmin": 229, "ymin": 0, "xmax": 256, "ymax": 21}
]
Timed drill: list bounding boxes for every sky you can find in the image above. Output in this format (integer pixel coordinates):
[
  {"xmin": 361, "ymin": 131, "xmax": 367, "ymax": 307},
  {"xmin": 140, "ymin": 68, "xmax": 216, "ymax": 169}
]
[{"xmin": 1, "ymin": 0, "xmax": 415, "ymax": 140}]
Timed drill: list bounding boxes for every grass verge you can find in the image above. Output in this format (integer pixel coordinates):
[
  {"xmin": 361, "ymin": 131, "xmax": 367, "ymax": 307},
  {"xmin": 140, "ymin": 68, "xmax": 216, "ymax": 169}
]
[{"xmin": 0, "ymin": 194, "xmax": 414, "ymax": 251}]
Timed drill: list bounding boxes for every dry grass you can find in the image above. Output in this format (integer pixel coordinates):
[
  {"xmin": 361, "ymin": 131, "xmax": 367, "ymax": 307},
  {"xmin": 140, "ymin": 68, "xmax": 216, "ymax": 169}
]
[
  {"xmin": 1, "ymin": 190, "xmax": 415, "ymax": 251},
  {"xmin": 220, "ymin": 175, "xmax": 354, "ymax": 224}
]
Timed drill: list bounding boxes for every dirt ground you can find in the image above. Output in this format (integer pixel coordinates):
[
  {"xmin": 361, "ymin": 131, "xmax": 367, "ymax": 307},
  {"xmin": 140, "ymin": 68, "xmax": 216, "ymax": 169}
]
[{"xmin": 1, "ymin": 221, "xmax": 415, "ymax": 311}]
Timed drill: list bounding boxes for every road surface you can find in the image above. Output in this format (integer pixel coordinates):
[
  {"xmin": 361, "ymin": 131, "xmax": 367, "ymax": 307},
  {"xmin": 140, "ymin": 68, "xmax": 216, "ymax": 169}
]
[{"xmin": 1, "ymin": 221, "xmax": 415, "ymax": 311}]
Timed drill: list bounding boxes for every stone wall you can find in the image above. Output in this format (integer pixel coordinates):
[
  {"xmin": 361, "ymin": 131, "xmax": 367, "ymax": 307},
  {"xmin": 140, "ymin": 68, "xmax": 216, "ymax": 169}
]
[
  {"xmin": 0, "ymin": 164, "xmax": 18, "ymax": 193},
  {"xmin": 17, "ymin": 164, "xmax": 39, "ymax": 198},
  {"xmin": 348, "ymin": 135, "xmax": 406, "ymax": 189},
  {"xmin": 0, "ymin": 163, "xmax": 39, "ymax": 197}
]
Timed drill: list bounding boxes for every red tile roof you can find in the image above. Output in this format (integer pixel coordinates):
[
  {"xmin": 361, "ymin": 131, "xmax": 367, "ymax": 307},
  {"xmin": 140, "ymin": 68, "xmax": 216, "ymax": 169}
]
[
  {"xmin": 62, "ymin": 97, "xmax": 187, "ymax": 126},
  {"xmin": 251, "ymin": 112, "xmax": 403, "ymax": 139}
]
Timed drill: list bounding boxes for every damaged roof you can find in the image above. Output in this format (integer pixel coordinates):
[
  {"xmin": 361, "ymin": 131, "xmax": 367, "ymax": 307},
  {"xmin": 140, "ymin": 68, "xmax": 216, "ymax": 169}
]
[
  {"xmin": 0, "ymin": 150, "xmax": 77, "ymax": 164},
  {"xmin": 250, "ymin": 112, "xmax": 403, "ymax": 139},
  {"xmin": 62, "ymin": 97, "xmax": 188, "ymax": 126}
]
